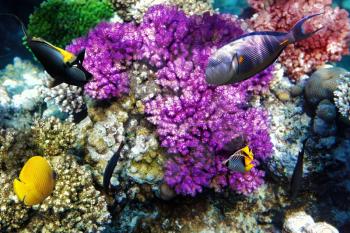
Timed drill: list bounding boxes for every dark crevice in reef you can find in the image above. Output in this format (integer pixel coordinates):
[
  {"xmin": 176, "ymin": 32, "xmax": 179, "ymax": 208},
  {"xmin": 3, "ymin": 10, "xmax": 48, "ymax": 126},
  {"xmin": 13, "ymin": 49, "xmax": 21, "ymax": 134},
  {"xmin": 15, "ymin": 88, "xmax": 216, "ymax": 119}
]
[{"xmin": 0, "ymin": 0, "xmax": 44, "ymax": 69}]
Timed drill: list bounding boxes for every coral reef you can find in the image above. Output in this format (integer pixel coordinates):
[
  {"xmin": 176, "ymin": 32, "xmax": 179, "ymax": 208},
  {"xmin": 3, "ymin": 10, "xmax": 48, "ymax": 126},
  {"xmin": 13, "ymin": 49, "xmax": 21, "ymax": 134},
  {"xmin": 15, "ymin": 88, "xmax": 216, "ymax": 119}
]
[
  {"xmin": 126, "ymin": 128, "xmax": 165, "ymax": 185},
  {"xmin": 0, "ymin": 57, "xmax": 45, "ymax": 129},
  {"xmin": 67, "ymin": 21, "xmax": 141, "ymax": 99},
  {"xmin": 0, "ymin": 128, "xmax": 110, "ymax": 232},
  {"xmin": 28, "ymin": 0, "xmax": 114, "ymax": 48},
  {"xmin": 109, "ymin": 0, "xmax": 213, "ymax": 22},
  {"xmin": 31, "ymin": 117, "xmax": 77, "ymax": 157},
  {"xmin": 121, "ymin": 182, "xmax": 290, "ymax": 232},
  {"xmin": 41, "ymin": 79, "xmax": 86, "ymax": 119},
  {"xmin": 283, "ymin": 211, "xmax": 339, "ymax": 233},
  {"xmin": 1, "ymin": 1, "xmax": 350, "ymax": 232},
  {"xmin": 303, "ymin": 66, "xmax": 350, "ymax": 151},
  {"xmin": 77, "ymin": 62, "xmax": 165, "ymax": 188},
  {"xmin": 141, "ymin": 5, "xmax": 273, "ymax": 196},
  {"xmin": 264, "ymin": 63, "xmax": 311, "ymax": 178},
  {"xmin": 82, "ymin": 98, "xmax": 165, "ymax": 188},
  {"xmin": 68, "ymin": 4, "xmax": 274, "ymax": 196},
  {"xmin": 0, "ymin": 128, "xmax": 35, "ymax": 170},
  {"xmin": 21, "ymin": 155, "xmax": 111, "ymax": 232},
  {"xmin": 334, "ymin": 72, "xmax": 350, "ymax": 120},
  {"xmin": 316, "ymin": 99, "xmax": 337, "ymax": 122},
  {"xmin": 0, "ymin": 170, "xmax": 31, "ymax": 232},
  {"xmin": 247, "ymin": 0, "xmax": 350, "ymax": 80},
  {"xmin": 305, "ymin": 66, "xmax": 347, "ymax": 106}
]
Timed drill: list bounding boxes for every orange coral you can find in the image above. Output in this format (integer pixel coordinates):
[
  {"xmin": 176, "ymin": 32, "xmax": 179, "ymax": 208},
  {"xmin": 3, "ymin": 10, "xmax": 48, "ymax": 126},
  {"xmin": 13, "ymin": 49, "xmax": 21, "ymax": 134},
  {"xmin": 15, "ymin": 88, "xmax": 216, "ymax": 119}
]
[{"xmin": 247, "ymin": 0, "xmax": 350, "ymax": 80}]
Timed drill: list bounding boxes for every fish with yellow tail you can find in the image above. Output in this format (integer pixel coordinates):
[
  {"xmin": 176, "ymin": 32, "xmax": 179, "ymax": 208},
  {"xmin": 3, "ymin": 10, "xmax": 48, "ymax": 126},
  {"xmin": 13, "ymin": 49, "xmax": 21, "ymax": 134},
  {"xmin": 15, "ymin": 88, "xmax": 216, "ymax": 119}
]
[
  {"xmin": 222, "ymin": 145, "xmax": 254, "ymax": 172},
  {"xmin": 13, "ymin": 156, "xmax": 56, "ymax": 206},
  {"xmin": 205, "ymin": 13, "xmax": 324, "ymax": 85}
]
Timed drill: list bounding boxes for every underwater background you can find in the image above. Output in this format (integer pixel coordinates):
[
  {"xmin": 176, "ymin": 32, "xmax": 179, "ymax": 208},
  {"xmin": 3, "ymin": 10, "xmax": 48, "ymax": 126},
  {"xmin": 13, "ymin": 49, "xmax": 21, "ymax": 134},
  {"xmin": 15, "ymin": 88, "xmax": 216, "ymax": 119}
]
[{"xmin": 0, "ymin": 0, "xmax": 350, "ymax": 232}]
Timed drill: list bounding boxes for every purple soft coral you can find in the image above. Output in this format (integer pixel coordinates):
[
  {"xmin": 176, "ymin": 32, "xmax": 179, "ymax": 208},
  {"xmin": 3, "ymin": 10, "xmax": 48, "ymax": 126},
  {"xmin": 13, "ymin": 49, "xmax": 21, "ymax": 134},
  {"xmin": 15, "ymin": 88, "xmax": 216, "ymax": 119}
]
[
  {"xmin": 67, "ymin": 22, "xmax": 142, "ymax": 99},
  {"xmin": 229, "ymin": 168, "xmax": 265, "ymax": 195},
  {"xmin": 67, "ymin": 4, "xmax": 274, "ymax": 196},
  {"xmin": 142, "ymin": 5, "xmax": 273, "ymax": 196}
]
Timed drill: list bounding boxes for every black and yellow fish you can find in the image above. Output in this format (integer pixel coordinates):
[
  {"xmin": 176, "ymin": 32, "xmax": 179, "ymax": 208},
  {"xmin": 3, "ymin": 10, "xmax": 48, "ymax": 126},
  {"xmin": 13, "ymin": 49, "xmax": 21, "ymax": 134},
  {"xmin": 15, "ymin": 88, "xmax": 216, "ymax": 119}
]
[
  {"xmin": 206, "ymin": 13, "xmax": 324, "ymax": 85},
  {"xmin": 1, "ymin": 14, "xmax": 92, "ymax": 87},
  {"xmin": 13, "ymin": 156, "xmax": 56, "ymax": 206},
  {"xmin": 222, "ymin": 145, "xmax": 254, "ymax": 172}
]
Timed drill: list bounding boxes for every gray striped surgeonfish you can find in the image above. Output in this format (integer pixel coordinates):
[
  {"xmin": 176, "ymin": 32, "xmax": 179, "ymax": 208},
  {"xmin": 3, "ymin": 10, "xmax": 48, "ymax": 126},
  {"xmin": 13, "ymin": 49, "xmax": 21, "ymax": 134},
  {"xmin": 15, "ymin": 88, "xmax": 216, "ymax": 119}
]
[{"xmin": 205, "ymin": 13, "xmax": 324, "ymax": 85}]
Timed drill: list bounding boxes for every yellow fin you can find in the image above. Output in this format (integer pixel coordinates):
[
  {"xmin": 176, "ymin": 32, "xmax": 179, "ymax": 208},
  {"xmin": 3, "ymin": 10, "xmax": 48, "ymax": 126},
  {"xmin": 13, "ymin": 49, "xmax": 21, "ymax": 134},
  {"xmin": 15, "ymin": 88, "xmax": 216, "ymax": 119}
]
[
  {"xmin": 14, "ymin": 156, "xmax": 55, "ymax": 205},
  {"xmin": 52, "ymin": 45, "xmax": 76, "ymax": 63},
  {"xmin": 32, "ymin": 37, "xmax": 75, "ymax": 63},
  {"xmin": 241, "ymin": 146, "xmax": 253, "ymax": 159},
  {"xmin": 280, "ymin": 39, "xmax": 289, "ymax": 46},
  {"xmin": 239, "ymin": 55, "xmax": 244, "ymax": 64},
  {"xmin": 241, "ymin": 145, "xmax": 254, "ymax": 171},
  {"xmin": 244, "ymin": 163, "xmax": 254, "ymax": 172}
]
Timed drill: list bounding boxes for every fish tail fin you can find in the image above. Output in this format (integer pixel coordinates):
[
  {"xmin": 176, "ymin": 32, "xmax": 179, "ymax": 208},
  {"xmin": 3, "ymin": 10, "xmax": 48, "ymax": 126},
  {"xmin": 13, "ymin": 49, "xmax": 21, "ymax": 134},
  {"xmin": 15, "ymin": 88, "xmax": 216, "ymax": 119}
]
[
  {"xmin": 288, "ymin": 13, "xmax": 324, "ymax": 43},
  {"xmin": 0, "ymin": 13, "xmax": 29, "ymax": 39}
]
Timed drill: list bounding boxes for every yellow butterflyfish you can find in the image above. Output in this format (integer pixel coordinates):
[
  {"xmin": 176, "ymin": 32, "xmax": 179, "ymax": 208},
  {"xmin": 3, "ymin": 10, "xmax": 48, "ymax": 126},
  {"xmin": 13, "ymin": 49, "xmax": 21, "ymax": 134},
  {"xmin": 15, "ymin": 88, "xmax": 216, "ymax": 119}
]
[{"xmin": 13, "ymin": 156, "xmax": 56, "ymax": 206}]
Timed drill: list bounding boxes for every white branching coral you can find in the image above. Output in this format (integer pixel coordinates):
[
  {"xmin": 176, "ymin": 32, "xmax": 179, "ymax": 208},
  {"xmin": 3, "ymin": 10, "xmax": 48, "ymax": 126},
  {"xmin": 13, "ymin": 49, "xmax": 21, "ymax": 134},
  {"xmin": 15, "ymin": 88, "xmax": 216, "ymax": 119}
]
[
  {"xmin": 40, "ymin": 73, "xmax": 85, "ymax": 117},
  {"xmin": 43, "ymin": 83, "xmax": 85, "ymax": 114},
  {"xmin": 334, "ymin": 72, "xmax": 350, "ymax": 120}
]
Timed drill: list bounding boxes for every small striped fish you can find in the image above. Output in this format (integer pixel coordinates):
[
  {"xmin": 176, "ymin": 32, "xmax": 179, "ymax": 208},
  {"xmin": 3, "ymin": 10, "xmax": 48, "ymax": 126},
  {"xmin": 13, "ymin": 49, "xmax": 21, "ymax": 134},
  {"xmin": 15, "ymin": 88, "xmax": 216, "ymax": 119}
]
[
  {"xmin": 222, "ymin": 145, "xmax": 254, "ymax": 173},
  {"xmin": 206, "ymin": 13, "xmax": 323, "ymax": 85}
]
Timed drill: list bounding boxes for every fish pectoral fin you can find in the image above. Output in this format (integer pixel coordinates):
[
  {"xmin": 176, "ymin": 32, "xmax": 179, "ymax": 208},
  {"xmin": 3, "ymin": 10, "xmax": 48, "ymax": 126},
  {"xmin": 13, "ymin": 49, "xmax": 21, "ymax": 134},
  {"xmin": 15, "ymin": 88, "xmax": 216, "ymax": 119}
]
[
  {"xmin": 232, "ymin": 53, "xmax": 240, "ymax": 75},
  {"xmin": 238, "ymin": 55, "xmax": 244, "ymax": 64},
  {"xmin": 280, "ymin": 39, "xmax": 289, "ymax": 46},
  {"xmin": 49, "ymin": 79, "xmax": 63, "ymax": 88}
]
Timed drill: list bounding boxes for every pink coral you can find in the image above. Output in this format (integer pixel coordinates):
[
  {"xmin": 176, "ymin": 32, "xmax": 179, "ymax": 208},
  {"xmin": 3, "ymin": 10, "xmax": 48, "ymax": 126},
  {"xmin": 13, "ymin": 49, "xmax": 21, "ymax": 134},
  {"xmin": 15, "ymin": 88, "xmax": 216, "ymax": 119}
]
[{"xmin": 247, "ymin": 0, "xmax": 350, "ymax": 80}]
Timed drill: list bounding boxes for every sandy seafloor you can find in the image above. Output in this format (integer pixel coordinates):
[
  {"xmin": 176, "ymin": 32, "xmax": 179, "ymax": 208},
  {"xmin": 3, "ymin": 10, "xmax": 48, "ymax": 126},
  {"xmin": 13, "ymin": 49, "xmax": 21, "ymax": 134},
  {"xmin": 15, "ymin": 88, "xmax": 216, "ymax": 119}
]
[{"xmin": 0, "ymin": 0, "xmax": 350, "ymax": 232}]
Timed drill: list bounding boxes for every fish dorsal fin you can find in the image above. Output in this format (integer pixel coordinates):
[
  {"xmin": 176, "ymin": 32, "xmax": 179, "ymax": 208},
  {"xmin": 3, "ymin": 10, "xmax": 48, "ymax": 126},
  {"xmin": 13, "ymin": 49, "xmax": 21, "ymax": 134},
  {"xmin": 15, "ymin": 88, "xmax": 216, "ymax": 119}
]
[
  {"xmin": 241, "ymin": 146, "xmax": 253, "ymax": 159},
  {"xmin": 67, "ymin": 49, "xmax": 86, "ymax": 67},
  {"xmin": 52, "ymin": 45, "xmax": 76, "ymax": 63},
  {"xmin": 32, "ymin": 37, "xmax": 76, "ymax": 63}
]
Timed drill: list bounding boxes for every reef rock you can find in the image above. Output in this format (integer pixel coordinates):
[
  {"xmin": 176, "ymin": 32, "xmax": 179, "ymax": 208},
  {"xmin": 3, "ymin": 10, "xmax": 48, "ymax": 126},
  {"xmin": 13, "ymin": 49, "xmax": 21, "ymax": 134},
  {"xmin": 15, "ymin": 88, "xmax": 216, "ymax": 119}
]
[
  {"xmin": 110, "ymin": 0, "xmax": 213, "ymax": 22},
  {"xmin": 283, "ymin": 211, "xmax": 339, "ymax": 233},
  {"xmin": 266, "ymin": 64, "xmax": 311, "ymax": 178},
  {"xmin": 334, "ymin": 72, "xmax": 350, "ymax": 121},
  {"xmin": 24, "ymin": 155, "xmax": 111, "ymax": 232},
  {"xmin": 0, "ymin": 58, "xmax": 45, "ymax": 128},
  {"xmin": 79, "ymin": 63, "xmax": 165, "ymax": 189},
  {"xmin": 316, "ymin": 100, "xmax": 337, "ymax": 122},
  {"xmin": 305, "ymin": 67, "xmax": 347, "ymax": 106}
]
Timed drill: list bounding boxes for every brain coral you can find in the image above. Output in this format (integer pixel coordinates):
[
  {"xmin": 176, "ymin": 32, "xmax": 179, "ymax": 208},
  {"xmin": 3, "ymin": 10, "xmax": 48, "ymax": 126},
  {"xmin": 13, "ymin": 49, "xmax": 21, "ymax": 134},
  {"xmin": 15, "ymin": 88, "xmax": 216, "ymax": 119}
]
[
  {"xmin": 28, "ymin": 0, "xmax": 114, "ymax": 47},
  {"xmin": 67, "ymin": 5, "xmax": 273, "ymax": 196},
  {"xmin": 247, "ymin": 0, "xmax": 350, "ymax": 80}
]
